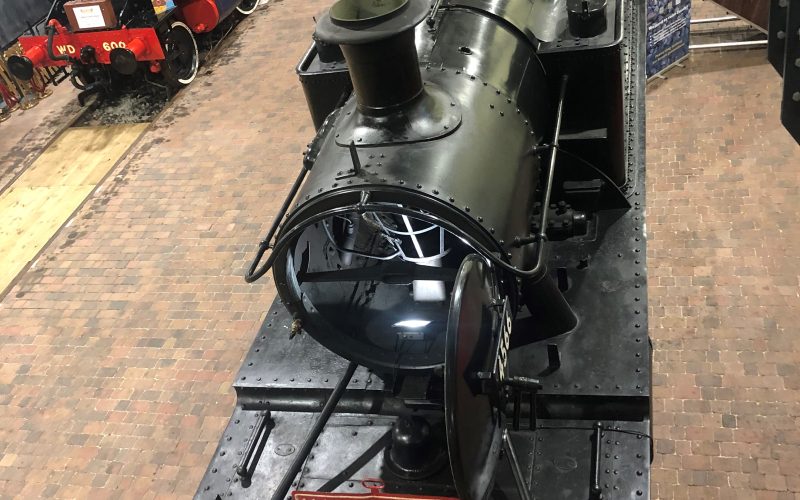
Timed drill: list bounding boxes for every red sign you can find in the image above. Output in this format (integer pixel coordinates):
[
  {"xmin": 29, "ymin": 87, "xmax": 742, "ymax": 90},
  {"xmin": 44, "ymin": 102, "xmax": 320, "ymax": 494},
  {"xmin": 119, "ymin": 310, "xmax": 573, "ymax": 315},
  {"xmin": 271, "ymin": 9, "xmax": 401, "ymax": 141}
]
[
  {"xmin": 17, "ymin": 27, "xmax": 165, "ymax": 67},
  {"xmin": 293, "ymin": 480, "xmax": 458, "ymax": 500}
]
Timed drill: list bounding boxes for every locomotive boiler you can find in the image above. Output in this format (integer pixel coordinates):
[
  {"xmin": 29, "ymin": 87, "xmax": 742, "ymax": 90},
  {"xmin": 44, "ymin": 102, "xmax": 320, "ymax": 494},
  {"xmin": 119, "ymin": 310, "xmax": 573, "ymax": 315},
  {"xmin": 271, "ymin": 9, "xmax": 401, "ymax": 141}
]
[
  {"xmin": 199, "ymin": 0, "xmax": 652, "ymax": 498},
  {"xmin": 6, "ymin": 0, "xmax": 259, "ymax": 103}
]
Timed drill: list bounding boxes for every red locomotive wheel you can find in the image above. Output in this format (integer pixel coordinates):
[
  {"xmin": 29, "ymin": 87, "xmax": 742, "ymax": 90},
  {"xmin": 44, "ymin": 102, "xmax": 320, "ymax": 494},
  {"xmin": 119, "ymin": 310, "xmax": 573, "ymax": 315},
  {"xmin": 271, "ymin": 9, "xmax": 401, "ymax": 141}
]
[
  {"xmin": 236, "ymin": 0, "xmax": 259, "ymax": 15},
  {"xmin": 161, "ymin": 21, "xmax": 199, "ymax": 87}
]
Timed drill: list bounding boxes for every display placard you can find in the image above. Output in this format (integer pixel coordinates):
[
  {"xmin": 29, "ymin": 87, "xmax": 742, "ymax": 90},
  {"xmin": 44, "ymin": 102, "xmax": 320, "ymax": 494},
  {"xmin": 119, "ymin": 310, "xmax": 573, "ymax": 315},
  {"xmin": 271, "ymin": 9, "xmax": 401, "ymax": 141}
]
[
  {"xmin": 646, "ymin": 0, "xmax": 692, "ymax": 78},
  {"xmin": 64, "ymin": 0, "xmax": 117, "ymax": 32},
  {"xmin": 73, "ymin": 5, "xmax": 106, "ymax": 29}
]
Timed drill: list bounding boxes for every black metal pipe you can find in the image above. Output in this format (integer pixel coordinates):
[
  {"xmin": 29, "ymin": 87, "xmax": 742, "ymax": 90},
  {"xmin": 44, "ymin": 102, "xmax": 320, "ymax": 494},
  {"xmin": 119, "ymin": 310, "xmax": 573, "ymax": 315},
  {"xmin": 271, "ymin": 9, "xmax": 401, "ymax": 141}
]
[
  {"xmin": 245, "ymin": 105, "xmax": 344, "ymax": 283},
  {"xmin": 45, "ymin": 25, "xmax": 71, "ymax": 62},
  {"xmin": 240, "ymin": 391, "xmax": 649, "ymax": 421},
  {"xmin": 269, "ymin": 361, "xmax": 358, "ymax": 500},
  {"xmin": 539, "ymin": 75, "xmax": 569, "ymax": 241},
  {"xmin": 239, "ymin": 390, "xmax": 441, "ymax": 416},
  {"xmin": 45, "ymin": 0, "xmax": 60, "ymax": 26},
  {"xmin": 236, "ymin": 411, "xmax": 273, "ymax": 479},
  {"xmin": 502, "ymin": 430, "xmax": 531, "ymax": 500},
  {"xmin": 314, "ymin": 0, "xmax": 428, "ymax": 115},
  {"xmin": 245, "ymin": 166, "xmax": 309, "ymax": 282},
  {"xmin": 521, "ymin": 270, "xmax": 578, "ymax": 336},
  {"xmin": 427, "ymin": 0, "xmax": 443, "ymax": 27},
  {"xmin": 520, "ymin": 74, "xmax": 570, "ymax": 279},
  {"xmin": 591, "ymin": 422, "xmax": 603, "ymax": 498}
]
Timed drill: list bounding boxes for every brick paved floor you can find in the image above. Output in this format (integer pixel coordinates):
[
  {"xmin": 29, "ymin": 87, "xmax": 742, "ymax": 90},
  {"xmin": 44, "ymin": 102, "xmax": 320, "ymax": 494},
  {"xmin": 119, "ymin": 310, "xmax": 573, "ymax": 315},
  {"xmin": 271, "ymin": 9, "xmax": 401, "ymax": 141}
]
[
  {"xmin": 0, "ymin": 84, "xmax": 79, "ymax": 193},
  {"xmin": 647, "ymin": 2, "xmax": 800, "ymax": 498},
  {"xmin": 0, "ymin": 0, "xmax": 799, "ymax": 498}
]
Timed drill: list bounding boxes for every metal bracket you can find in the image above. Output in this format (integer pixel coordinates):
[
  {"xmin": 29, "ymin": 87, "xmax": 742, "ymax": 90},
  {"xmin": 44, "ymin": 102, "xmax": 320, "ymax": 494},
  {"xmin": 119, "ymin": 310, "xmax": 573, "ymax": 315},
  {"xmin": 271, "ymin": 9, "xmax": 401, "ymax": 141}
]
[
  {"xmin": 504, "ymin": 376, "xmax": 543, "ymax": 431},
  {"xmin": 236, "ymin": 411, "xmax": 274, "ymax": 482},
  {"xmin": 590, "ymin": 422, "xmax": 604, "ymax": 499}
]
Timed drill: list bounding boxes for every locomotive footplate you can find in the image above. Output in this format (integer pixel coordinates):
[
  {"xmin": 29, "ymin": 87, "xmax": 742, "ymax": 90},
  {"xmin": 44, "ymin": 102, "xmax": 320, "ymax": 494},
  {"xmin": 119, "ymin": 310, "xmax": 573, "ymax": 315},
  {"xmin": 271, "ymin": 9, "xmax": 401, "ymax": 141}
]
[
  {"xmin": 196, "ymin": 276, "xmax": 651, "ymax": 500},
  {"xmin": 197, "ymin": 178, "xmax": 652, "ymax": 498}
]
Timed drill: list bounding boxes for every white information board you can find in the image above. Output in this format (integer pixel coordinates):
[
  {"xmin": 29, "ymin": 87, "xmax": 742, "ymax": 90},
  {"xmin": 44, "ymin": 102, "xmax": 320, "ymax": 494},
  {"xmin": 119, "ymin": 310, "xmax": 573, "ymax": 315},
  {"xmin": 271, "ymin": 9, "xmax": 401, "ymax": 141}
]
[{"xmin": 73, "ymin": 5, "xmax": 106, "ymax": 30}]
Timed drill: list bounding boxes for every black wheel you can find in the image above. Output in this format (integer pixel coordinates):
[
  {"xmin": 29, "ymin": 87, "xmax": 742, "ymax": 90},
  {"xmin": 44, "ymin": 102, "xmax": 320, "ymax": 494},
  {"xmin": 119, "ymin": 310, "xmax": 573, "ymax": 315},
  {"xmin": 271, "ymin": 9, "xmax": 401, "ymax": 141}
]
[
  {"xmin": 236, "ymin": 0, "xmax": 259, "ymax": 15},
  {"xmin": 161, "ymin": 21, "xmax": 199, "ymax": 88}
]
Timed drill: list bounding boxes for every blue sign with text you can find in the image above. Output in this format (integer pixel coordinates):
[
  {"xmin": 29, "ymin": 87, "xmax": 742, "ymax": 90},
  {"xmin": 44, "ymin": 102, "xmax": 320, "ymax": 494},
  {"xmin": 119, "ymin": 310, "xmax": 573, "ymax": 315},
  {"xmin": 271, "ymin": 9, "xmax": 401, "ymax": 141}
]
[{"xmin": 646, "ymin": 0, "xmax": 691, "ymax": 77}]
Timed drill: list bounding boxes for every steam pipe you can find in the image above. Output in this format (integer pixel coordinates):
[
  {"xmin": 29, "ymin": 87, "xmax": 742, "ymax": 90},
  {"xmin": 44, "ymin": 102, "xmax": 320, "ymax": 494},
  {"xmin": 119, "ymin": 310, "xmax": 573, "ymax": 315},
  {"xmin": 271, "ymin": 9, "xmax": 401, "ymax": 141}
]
[
  {"xmin": 45, "ymin": 21, "xmax": 71, "ymax": 62},
  {"xmin": 503, "ymin": 430, "xmax": 532, "ymax": 500},
  {"xmin": 269, "ymin": 362, "xmax": 358, "ymax": 500},
  {"xmin": 539, "ymin": 75, "xmax": 569, "ymax": 245},
  {"xmin": 519, "ymin": 75, "xmax": 577, "ymax": 335},
  {"xmin": 244, "ymin": 103, "xmax": 345, "ymax": 283}
]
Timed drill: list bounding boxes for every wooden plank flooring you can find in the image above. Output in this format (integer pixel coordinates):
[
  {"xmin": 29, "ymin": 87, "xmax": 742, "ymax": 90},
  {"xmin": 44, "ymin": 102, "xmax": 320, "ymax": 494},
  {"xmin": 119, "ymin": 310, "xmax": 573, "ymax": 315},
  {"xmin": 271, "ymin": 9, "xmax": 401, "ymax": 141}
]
[{"xmin": 0, "ymin": 123, "xmax": 147, "ymax": 295}]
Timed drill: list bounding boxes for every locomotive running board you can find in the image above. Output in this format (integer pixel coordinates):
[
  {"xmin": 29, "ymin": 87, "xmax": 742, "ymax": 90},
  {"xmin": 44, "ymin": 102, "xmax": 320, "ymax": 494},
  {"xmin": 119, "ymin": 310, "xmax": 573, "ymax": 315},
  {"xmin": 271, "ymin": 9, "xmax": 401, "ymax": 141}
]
[{"xmin": 196, "ymin": 0, "xmax": 650, "ymax": 497}]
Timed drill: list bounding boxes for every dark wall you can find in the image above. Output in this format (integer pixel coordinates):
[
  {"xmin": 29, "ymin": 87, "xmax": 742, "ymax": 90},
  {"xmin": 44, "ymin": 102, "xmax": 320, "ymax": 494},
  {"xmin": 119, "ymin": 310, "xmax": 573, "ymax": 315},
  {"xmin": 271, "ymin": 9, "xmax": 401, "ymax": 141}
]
[
  {"xmin": 709, "ymin": 0, "xmax": 770, "ymax": 30},
  {"xmin": 0, "ymin": 0, "xmax": 51, "ymax": 49}
]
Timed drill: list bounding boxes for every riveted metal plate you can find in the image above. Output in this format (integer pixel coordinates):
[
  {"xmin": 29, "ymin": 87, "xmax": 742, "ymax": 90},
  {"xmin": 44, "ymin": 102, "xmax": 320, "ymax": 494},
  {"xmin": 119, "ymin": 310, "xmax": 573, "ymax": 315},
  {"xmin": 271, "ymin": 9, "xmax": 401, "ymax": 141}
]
[
  {"xmin": 507, "ymin": 0, "xmax": 649, "ymax": 405},
  {"xmin": 233, "ymin": 302, "xmax": 385, "ymax": 400},
  {"xmin": 334, "ymin": 84, "xmax": 462, "ymax": 146},
  {"xmin": 530, "ymin": 420, "xmax": 650, "ymax": 499}
]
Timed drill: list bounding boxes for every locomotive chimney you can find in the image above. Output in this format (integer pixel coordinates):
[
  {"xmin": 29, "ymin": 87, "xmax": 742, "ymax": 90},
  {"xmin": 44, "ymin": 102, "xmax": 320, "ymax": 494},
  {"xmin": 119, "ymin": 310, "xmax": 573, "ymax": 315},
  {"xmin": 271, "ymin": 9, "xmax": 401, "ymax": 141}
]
[{"xmin": 315, "ymin": 0, "xmax": 427, "ymax": 114}]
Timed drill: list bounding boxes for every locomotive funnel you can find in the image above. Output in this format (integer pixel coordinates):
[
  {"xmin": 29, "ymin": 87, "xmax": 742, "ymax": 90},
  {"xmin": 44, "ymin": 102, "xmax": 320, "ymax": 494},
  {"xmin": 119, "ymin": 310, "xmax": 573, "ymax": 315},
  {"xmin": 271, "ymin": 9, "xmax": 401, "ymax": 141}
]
[
  {"xmin": 330, "ymin": 0, "xmax": 408, "ymax": 23},
  {"xmin": 315, "ymin": 0, "xmax": 428, "ymax": 114}
]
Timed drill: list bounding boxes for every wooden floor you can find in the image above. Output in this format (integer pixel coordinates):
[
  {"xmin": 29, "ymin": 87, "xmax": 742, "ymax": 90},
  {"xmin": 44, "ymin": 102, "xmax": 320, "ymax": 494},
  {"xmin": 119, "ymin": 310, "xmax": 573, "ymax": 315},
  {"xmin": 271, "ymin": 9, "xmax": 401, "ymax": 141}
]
[{"xmin": 0, "ymin": 123, "xmax": 147, "ymax": 295}]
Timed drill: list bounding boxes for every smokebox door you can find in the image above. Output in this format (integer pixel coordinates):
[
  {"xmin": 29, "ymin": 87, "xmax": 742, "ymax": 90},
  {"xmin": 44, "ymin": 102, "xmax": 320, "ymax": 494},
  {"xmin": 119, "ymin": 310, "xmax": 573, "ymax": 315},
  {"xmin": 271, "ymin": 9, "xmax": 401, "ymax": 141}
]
[{"xmin": 444, "ymin": 255, "xmax": 504, "ymax": 500}]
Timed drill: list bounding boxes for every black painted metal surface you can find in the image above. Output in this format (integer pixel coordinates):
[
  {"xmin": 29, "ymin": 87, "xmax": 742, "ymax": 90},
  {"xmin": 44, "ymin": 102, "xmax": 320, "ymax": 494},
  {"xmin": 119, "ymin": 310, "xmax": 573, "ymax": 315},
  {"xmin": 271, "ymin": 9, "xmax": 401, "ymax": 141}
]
[
  {"xmin": 199, "ymin": 0, "xmax": 651, "ymax": 497},
  {"xmin": 444, "ymin": 255, "xmax": 505, "ymax": 500},
  {"xmin": 274, "ymin": 0, "xmax": 553, "ymax": 374},
  {"xmin": 769, "ymin": 0, "xmax": 789, "ymax": 75},
  {"xmin": 768, "ymin": 0, "xmax": 799, "ymax": 144},
  {"xmin": 296, "ymin": 45, "xmax": 351, "ymax": 130}
]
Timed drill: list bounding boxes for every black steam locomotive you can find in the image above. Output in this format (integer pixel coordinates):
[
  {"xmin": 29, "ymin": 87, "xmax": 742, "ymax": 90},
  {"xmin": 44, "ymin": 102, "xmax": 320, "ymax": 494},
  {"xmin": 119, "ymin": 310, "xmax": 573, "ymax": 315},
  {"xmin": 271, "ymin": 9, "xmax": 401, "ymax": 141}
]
[{"xmin": 199, "ymin": 0, "xmax": 651, "ymax": 498}]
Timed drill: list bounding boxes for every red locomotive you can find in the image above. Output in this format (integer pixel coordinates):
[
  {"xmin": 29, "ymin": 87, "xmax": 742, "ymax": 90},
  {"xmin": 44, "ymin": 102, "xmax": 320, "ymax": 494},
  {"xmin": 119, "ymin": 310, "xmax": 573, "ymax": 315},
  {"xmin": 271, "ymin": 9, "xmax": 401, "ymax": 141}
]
[{"xmin": 7, "ymin": 0, "xmax": 258, "ymax": 102}]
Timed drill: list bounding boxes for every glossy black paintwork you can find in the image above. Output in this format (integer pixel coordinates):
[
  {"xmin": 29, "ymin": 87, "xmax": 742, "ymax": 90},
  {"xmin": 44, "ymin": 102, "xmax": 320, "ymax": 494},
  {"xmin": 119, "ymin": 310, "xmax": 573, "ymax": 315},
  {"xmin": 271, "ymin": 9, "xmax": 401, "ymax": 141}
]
[
  {"xmin": 273, "ymin": 4, "xmax": 554, "ymax": 373},
  {"xmin": 198, "ymin": 0, "xmax": 652, "ymax": 498}
]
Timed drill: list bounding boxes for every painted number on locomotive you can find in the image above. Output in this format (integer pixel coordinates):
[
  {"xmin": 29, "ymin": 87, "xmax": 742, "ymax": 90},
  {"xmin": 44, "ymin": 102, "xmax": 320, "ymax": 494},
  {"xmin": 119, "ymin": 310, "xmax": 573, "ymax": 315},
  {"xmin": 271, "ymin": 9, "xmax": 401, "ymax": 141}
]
[
  {"xmin": 497, "ymin": 300, "xmax": 512, "ymax": 382},
  {"xmin": 56, "ymin": 45, "xmax": 77, "ymax": 55},
  {"xmin": 102, "ymin": 41, "xmax": 127, "ymax": 51}
]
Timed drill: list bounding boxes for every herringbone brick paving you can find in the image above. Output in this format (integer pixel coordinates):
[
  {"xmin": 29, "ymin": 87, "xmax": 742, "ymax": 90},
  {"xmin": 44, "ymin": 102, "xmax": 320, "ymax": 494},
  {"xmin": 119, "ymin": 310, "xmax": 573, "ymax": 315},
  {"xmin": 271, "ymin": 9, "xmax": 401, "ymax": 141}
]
[{"xmin": 0, "ymin": 0, "xmax": 798, "ymax": 498}]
